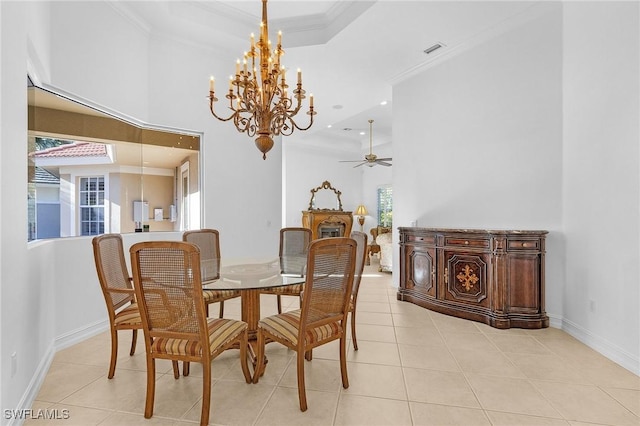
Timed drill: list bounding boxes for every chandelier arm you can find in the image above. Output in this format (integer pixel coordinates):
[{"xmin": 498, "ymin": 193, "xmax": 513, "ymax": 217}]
[
  {"xmin": 271, "ymin": 107, "xmax": 315, "ymax": 134},
  {"xmin": 209, "ymin": 95, "xmax": 238, "ymax": 123},
  {"xmin": 233, "ymin": 108, "xmax": 258, "ymax": 136},
  {"xmin": 288, "ymin": 111, "xmax": 315, "ymax": 131}
]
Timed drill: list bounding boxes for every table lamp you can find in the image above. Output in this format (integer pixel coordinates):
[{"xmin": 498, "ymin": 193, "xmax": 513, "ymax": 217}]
[{"xmin": 354, "ymin": 204, "xmax": 368, "ymax": 231}]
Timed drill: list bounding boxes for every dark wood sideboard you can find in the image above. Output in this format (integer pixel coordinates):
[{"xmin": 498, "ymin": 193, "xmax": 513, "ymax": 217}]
[{"xmin": 398, "ymin": 227, "xmax": 549, "ymax": 329}]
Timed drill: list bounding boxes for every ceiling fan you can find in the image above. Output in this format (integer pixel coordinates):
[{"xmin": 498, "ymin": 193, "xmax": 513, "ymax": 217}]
[{"xmin": 340, "ymin": 119, "xmax": 392, "ymax": 168}]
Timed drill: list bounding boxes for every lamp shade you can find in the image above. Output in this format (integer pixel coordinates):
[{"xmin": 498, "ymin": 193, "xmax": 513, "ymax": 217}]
[{"xmin": 354, "ymin": 204, "xmax": 368, "ymax": 216}]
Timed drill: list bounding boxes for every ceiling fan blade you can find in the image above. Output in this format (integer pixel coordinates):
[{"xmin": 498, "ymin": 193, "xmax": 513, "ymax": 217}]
[
  {"xmin": 376, "ymin": 160, "xmax": 392, "ymax": 166},
  {"xmin": 353, "ymin": 162, "xmax": 367, "ymax": 168},
  {"xmin": 376, "ymin": 157, "xmax": 392, "ymax": 161},
  {"xmin": 339, "ymin": 160, "xmax": 366, "ymax": 163}
]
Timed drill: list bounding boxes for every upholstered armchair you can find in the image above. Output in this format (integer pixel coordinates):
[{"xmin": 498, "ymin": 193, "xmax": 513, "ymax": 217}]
[{"xmin": 376, "ymin": 230, "xmax": 393, "ymax": 272}]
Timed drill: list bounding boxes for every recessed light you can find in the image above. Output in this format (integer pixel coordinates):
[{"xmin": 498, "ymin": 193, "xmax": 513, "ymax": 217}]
[
  {"xmin": 359, "ymin": 131, "xmax": 365, "ymax": 135},
  {"xmin": 327, "ymin": 124, "xmax": 332, "ymax": 128},
  {"xmin": 332, "ymin": 105, "xmax": 343, "ymax": 110},
  {"xmin": 380, "ymin": 100, "xmax": 388, "ymax": 106}
]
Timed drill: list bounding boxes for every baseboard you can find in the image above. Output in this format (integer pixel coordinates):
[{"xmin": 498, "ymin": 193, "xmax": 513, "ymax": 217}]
[
  {"xmin": 54, "ymin": 319, "xmax": 108, "ymax": 352},
  {"xmin": 6, "ymin": 320, "xmax": 109, "ymax": 426},
  {"xmin": 560, "ymin": 316, "xmax": 640, "ymax": 376}
]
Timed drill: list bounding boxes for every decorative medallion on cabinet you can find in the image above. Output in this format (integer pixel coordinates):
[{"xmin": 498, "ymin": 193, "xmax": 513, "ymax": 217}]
[{"xmin": 398, "ymin": 227, "xmax": 549, "ymax": 329}]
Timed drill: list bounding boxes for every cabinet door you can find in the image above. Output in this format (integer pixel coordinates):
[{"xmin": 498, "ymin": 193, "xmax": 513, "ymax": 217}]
[
  {"xmin": 403, "ymin": 245, "xmax": 436, "ymax": 298},
  {"xmin": 442, "ymin": 250, "xmax": 491, "ymax": 308},
  {"xmin": 507, "ymin": 253, "xmax": 542, "ymax": 314}
]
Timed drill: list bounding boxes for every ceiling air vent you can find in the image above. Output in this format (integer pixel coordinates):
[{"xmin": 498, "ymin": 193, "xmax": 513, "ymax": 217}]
[{"xmin": 423, "ymin": 43, "xmax": 444, "ymax": 55}]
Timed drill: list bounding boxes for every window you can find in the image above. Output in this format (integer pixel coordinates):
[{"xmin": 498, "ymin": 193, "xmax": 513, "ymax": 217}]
[
  {"xmin": 79, "ymin": 177, "xmax": 105, "ymax": 235},
  {"xmin": 377, "ymin": 186, "xmax": 392, "ymax": 227},
  {"xmin": 28, "ymin": 82, "xmax": 201, "ymax": 240}
]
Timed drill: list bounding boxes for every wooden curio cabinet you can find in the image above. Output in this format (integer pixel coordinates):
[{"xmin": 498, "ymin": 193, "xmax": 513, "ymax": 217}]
[{"xmin": 398, "ymin": 227, "xmax": 549, "ymax": 329}]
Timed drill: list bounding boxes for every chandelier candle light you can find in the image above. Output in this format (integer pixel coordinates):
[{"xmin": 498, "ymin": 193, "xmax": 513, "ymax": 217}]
[{"xmin": 208, "ymin": 0, "xmax": 316, "ymax": 160}]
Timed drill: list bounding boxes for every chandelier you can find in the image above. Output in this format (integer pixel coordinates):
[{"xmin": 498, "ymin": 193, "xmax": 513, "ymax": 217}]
[{"xmin": 208, "ymin": 0, "xmax": 316, "ymax": 160}]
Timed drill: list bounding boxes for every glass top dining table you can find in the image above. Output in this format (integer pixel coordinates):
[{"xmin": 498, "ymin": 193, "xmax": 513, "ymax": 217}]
[
  {"xmin": 202, "ymin": 257, "xmax": 305, "ymax": 291},
  {"xmin": 201, "ymin": 257, "xmax": 305, "ymax": 380}
]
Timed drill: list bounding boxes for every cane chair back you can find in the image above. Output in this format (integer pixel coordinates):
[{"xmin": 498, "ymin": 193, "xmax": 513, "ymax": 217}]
[
  {"xmin": 92, "ymin": 233, "xmax": 142, "ymax": 379},
  {"xmin": 130, "ymin": 241, "xmax": 250, "ymax": 426},
  {"xmin": 348, "ymin": 231, "xmax": 368, "ymax": 350},
  {"xmin": 262, "ymin": 227, "xmax": 312, "ymax": 313},
  {"xmin": 183, "ymin": 229, "xmax": 240, "ymax": 318},
  {"xmin": 255, "ymin": 237, "xmax": 356, "ymax": 411},
  {"xmin": 280, "ymin": 227, "xmax": 311, "ymax": 275}
]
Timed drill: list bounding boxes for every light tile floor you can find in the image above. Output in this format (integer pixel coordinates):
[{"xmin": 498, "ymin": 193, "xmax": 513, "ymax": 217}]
[{"xmin": 28, "ymin": 262, "xmax": 640, "ymax": 426}]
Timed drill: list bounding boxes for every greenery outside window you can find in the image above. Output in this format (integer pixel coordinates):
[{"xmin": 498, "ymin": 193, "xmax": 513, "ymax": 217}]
[{"xmin": 377, "ymin": 185, "xmax": 392, "ymax": 228}]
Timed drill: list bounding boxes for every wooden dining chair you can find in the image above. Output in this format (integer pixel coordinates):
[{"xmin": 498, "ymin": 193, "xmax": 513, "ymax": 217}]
[
  {"xmin": 183, "ymin": 229, "xmax": 240, "ymax": 318},
  {"xmin": 261, "ymin": 227, "xmax": 312, "ymax": 313},
  {"xmin": 348, "ymin": 231, "xmax": 368, "ymax": 351},
  {"xmin": 92, "ymin": 234, "xmax": 143, "ymax": 379},
  {"xmin": 130, "ymin": 241, "xmax": 251, "ymax": 426},
  {"xmin": 254, "ymin": 237, "xmax": 356, "ymax": 411}
]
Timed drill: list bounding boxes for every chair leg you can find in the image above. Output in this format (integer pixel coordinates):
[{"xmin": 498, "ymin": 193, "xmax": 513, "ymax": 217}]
[
  {"xmin": 200, "ymin": 360, "xmax": 212, "ymax": 426},
  {"xmin": 108, "ymin": 327, "xmax": 118, "ymax": 379},
  {"xmin": 276, "ymin": 295, "xmax": 283, "ymax": 314},
  {"xmin": 351, "ymin": 309, "xmax": 358, "ymax": 351},
  {"xmin": 172, "ymin": 361, "xmax": 180, "ymax": 379},
  {"xmin": 339, "ymin": 335, "xmax": 349, "ymax": 389},
  {"xmin": 253, "ymin": 329, "xmax": 265, "ymax": 384},
  {"xmin": 304, "ymin": 349, "xmax": 313, "ymax": 361},
  {"xmin": 183, "ymin": 361, "xmax": 190, "ymax": 376},
  {"xmin": 218, "ymin": 301, "xmax": 225, "ymax": 318},
  {"xmin": 144, "ymin": 356, "xmax": 156, "ymax": 419},
  {"xmin": 239, "ymin": 329, "xmax": 251, "ymax": 383},
  {"xmin": 297, "ymin": 351, "xmax": 308, "ymax": 412},
  {"xmin": 130, "ymin": 329, "xmax": 138, "ymax": 356}
]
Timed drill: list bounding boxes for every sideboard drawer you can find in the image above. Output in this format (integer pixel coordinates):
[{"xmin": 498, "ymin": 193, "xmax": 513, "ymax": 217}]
[
  {"xmin": 445, "ymin": 237, "xmax": 490, "ymax": 248},
  {"xmin": 406, "ymin": 234, "xmax": 435, "ymax": 244},
  {"xmin": 508, "ymin": 239, "xmax": 540, "ymax": 251}
]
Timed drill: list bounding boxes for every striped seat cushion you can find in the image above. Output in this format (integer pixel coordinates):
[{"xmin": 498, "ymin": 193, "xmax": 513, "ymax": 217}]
[
  {"xmin": 150, "ymin": 318, "xmax": 247, "ymax": 357},
  {"xmin": 261, "ymin": 283, "xmax": 303, "ymax": 295},
  {"xmin": 202, "ymin": 289, "xmax": 240, "ymax": 304},
  {"xmin": 114, "ymin": 303, "xmax": 141, "ymax": 326},
  {"xmin": 258, "ymin": 310, "xmax": 342, "ymax": 346}
]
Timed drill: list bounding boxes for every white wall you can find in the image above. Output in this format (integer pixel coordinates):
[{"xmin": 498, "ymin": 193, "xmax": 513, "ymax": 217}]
[
  {"xmin": 1, "ymin": 1, "xmax": 42, "ymax": 414},
  {"xmin": 48, "ymin": 2, "xmax": 149, "ymax": 121},
  {"xmin": 562, "ymin": 2, "xmax": 639, "ymax": 370}
]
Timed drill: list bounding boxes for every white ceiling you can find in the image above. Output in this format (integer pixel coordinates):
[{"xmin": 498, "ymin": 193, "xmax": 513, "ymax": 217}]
[{"xmin": 113, "ymin": 0, "xmax": 545, "ymax": 154}]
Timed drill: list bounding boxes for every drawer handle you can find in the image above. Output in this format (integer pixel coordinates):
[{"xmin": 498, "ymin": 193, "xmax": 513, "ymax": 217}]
[
  {"xmin": 464, "ymin": 240, "xmax": 469, "ymax": 245},
  {"xmin": 522, "ymin": 242, "xmax": 529, "ymax": 248}
]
